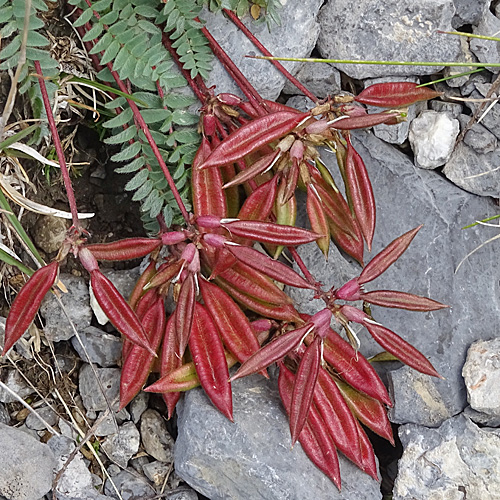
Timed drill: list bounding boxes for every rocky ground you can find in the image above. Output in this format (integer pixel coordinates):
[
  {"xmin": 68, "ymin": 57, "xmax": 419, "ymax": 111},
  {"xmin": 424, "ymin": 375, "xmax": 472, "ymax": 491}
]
[{"xmin": 2, "ymin": 0, "xmax": 500, "ymax": 499}]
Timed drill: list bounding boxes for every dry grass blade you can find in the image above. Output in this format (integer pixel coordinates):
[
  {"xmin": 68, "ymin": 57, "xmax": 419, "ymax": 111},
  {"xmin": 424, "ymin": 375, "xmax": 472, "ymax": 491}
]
[{"xmin": 455, "ymin": 233, "xmax": 500, "ymax": 274}]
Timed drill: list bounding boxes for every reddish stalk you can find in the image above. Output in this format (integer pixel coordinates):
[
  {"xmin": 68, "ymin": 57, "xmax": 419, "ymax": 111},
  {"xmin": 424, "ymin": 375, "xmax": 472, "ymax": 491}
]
[
  {"xmin": 34, "ymin": 61, "xmax": 81, "ymax": 229},
  {"xmin": 107, "ymin": 67, "xmax": 190, "ymax": 223},
  {"xmin": 199, "ymin": 23, "xmax": 266, "ymax": 117},
  {"xmin": 223, "ymin": 9, "xmax": 318, "ymax": 103}
]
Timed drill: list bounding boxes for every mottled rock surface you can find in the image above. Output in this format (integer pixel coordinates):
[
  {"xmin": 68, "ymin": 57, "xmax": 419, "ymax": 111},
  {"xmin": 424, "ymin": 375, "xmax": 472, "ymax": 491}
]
[
  {"xmin": 79, "ymin": 364, "xmax": 121, "ymax": 413},
  {"xmin": 101, "ymin": 421, "xmax": 140, "ymax": 468},
  {"xmin": 71, "ymin": 326, "xmax": 123, "ymax": 368},
  {"xmin": 204, "ymin": 0, "xmax": 323, "ymax": 101},
  {"xmin": 175, "ymin": 373, "xmax": 381, "ymax": 500},
  {"xmin": 394, "ymin": 415, "xmax": 500, "ymax": 499},
  {"xmin": 317, "ymin": 0, "xmax": 462, "ymax": 79},
  {"xmin": 0, "ymin": 423, "xmax": 55, "ymax": 500}
]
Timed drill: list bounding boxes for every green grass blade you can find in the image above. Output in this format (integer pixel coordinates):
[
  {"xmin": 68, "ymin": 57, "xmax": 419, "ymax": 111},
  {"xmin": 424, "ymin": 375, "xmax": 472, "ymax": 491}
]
[{"xmin": 0, "ymin": 125, "xmax": 38, "ymax": 152}]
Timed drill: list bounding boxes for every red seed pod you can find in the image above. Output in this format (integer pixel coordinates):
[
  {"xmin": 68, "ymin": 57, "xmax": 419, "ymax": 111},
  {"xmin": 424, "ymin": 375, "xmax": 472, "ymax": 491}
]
[
  {"xmin": 83, "ymin": 238, "xmax": 161, "ymax": 261},
  {"xmin": 230, "ymin": 323, "xmax": 313, "ymax": 382},
  {"xmin": 335, "ymin": 278, "xmax": 362, "ymax": 301},
  {"xmin": 128, "ymin": 261, "xmax": 158, "ymax": 311},
  {"xmin": 362, "ymin": 290, "xmax": 448, "ymax": 311},
  {"xmin": 202, "ymin": 113, "xmax": 217, "ymax": 137},
  {"xmin": 290, "ymin": 336, "xmax": 322, "ymax": 444},
  {"xmin": 189, "ymin": 302, "xmax": 233, "ymax": 420},
  {"xmin": 119, "ymin": 295, "xmax": 165, "ymax": 409},
  {"xmin": 3, "ymin": 261, "xmax": 59, "ymax": 354},
  {"xmin": 278, "ymin": 364, "xmax": 341, "ymax": 489},
  {"xmin": 306, "ymin": 184, "xmax": 330, "ymax": 258},
  {"xmin": 355, "ymin": 82, "xmax": 442, "ymax": 108},
  {"xmin": 305, "ymin": 119, "xmax": 330, "ymax": 135},
  {"xmin": 90, "ymin": 270, "xmax": 155, "ymax": 355},
  {"xmin": 329, "ymin": 111, "xmax": 401, "ymax": 130},
  {"xmin": 237, "ymin": 176, "xmax": 278, "ymax": 222},
  {"xmin": 364, "ymin": 320, "xmax": 441, "ymax": 378},
  {"xmin": 196, "ymin": 215, "xmax": 223, "ymax": 229},
  {"xmin": 359, "ymin": 225, "xmax": 422, "ymax": 284},
  {"xmin": 345, "ymin": 137, "xmax": 376, "ymax": 250},
  {"xmin": 222, "ymin": 151, "xmax": 279, "ymax": 190},
  {"xmin": 78, "ymin": 247, "xmax": 99, "ymax": 273},
  {"xmin": 199, "ymin": 111, "xmax": 309, "ymax": 170},
  {"xmin": 199, "ymin": 278, "xmax": 261, "ymax": 365},
  {"xmin": 217, "ymin": 93, "xmax": 243, "ymax": 106},
  {"xmin": 315, "ymin": 367, "xmax": 362, "ymax": 465},
  {"xmin": 334, "ymin": 375, "xmax": 394, "ymax": 445},
  {"xmin": 192, "ymin": 137, "xmax": 227, "ymax": 218},
  {"xmin": 175, "ymin": 272, "xmax": 196, "ymax": 357},
  {"xmin": 208, "ymin": 248, "xmax": 238, "ymax": 280},
  {"xmin": 226, "ymin": 245, "xmax": 315, "ymax": 290},
  {"xmin": 161, "ymin": 314, "xmax": 182, "ymax": 418},
  {"xmin": 161, "ymin": 231, "xmax": 187, "ymax": 246}
]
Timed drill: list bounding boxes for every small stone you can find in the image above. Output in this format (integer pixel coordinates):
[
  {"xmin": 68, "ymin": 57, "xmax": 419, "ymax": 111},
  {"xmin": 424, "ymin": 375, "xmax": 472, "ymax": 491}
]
[
  {"xmin": 282, "ymin": 62, "xmax": 341, "ymax": 99},
  {"xmin": 32, "ymin": 215, "xmax": 69, "ymax": 254},
  {"xmin": 393, "ymin": 415, "xmax": 500, "ymax": 499},
  {"xmin": 430, "ymin": 100, "xmax": 463, "ymax": 118},
  {"xmin": 471, "ymin": 10, "xmax": 500, "ymax": 73},
  {"xmin": 167, "ymin": 490, "xmax": 198, "ymax": 500},
  {"xmin": 79, "ymin": 364, "xmax": 121, "ymax": 413},
  {"xmin": 94, "ymin": 408, "xmax": 130, "ymax": 437},
  {"xmin": 48, "ymin": 435, "xmax": 98, "ymax": 500},
  {"xmin": 463, "ymin": 120, "xmax": 498, "ymax": 155},
  {"xmin": 452, "ymin": 0, "xmax": 489, "ymax": 28},
  {"xmin": 409, "ymin": 110, "xmax": 460, "ymax": 168},
  {"xmin": 104, "ymin": 469, "xmax": 156, "ymax": 500},
  {"xmin": 0, "ymin": 403, "xmax": 10, "ymax": 425},
  {"xmin": 71, "ymin": 327, "xmax": 123, "ymax": 367},
  {"xmin": 25, "ymin": 405, "xmax": 58, "ymax": 431},
  {"xmin": 463, "ymin": 405, "xmax": 500, "ymax": 427},
  {"xmin": 388, "ymin": 367, "xmax": 452, "ymax": 427},
  {"xmin": 58, "ymin": 418, "xmax": 79, "ymax": 441},
  {"xmin": 129, "ymin": 455, "xmax": 150, "ymax": 474},
  {"xmin": 41, "ymin": 274, "xmax": 92, "ymax": 342},
  {"xmin": 0, "ymin": 370, "xmax": 34, "ymax": 403},
  {"xmin": 140, "ymin": 409, "xmax": 174, "ymax": 463},
  {"xmin": 101, "ymin": 421, "xmax": 140, "ymax": 468},
  {"xmin": 462, "ymin": 338, "xmax": 500, "ymax": 419},
  {"xmin": 129, "ymin": 392, "xmax": 149, "ymax": 424},
  {"xmin": 142, "ymin": 461, "xmax": 170, "ymax": 487},
  {"xmin": 0, "ymin": 422, "xmax": 55, "ymax": 500}
]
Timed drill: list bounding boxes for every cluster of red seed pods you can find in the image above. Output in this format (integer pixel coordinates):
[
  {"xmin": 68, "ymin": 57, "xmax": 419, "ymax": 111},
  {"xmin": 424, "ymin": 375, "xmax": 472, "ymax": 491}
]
[{"xmin": 2, "ymin": 71, "xmax": 447, "ymax": 490}]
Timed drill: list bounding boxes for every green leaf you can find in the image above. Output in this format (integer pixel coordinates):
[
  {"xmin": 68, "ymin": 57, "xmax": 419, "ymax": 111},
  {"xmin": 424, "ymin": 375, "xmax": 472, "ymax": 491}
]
[
  {"xmin": 73, "ymin": 7, "xmax": 94, "ymax": 27},
  {"xmin": 26, "ymin": 31, "xmax": 49, "ymax": 47},
  {"xmin": 172, "ymin": 109, "xmax": 199, "ymax": 126},
  {"xmin": 162, "ymin": 204, "xmax": 174, "ymax": 227},
  {"xmin": 103, "ymin": 107, "xmax": 134, "ymax": 128},
  {"xmin": 91, "ymin": 0, "xmax": 112, "ymax": 12},
  {"xmin": 0, "ymin": 36, "xmax": 21, "ymax": 60},
  {"xmin": 89, "ymin": 32, "xmax": 113, "ymax": 54},
  {"xmin": 100, "ymin": 39, "xmax": 121, "ymax": 65},
  {"xmin": 125, "ymin": 168, "xmax": 150, "ymax": 191},
  {"xmin": 99, "ymin": 9, "xmax": 120, "ymax": 24},
  {"xmin": 115, "ymin": 157, "xmax": 145, "ymax": 173},
  {"xmin": 132, "ymin": 179, "xmax": 154, "ymax": 201},
  {"xmin": 140, "ymin": 108, "xmax": 172, "ymax": 124},
  {"xmin": 82, "ymin": 22, "xmax": 104, "ymax": 42},
  {"xmin": 137, "ymin": 20, "xmax": 161, "ymax": 34},
  {"xmin": 134, "ymin": 5, "xmax": 158, "ymax": 17},
  {"xmin": 111, "ymin": 141, "xmax": 142, "ymax": 162},
  {"xmin": 149, "ymin": 193, "xmax": 164, "ymax": 218},
  {"xmin": 104, "ymin": 126, "xmax": 137, "ymax": 145},
  {"xmin": 164, "ymin": 93, "xmax": 197, "ymax": 109},
  {"xmin": 0, "ymin": 125, "xmax": 38, "ymax": 152},
  {"xmin": 113, "ymin": 45, "xmax": 130, "ymax": 71}
]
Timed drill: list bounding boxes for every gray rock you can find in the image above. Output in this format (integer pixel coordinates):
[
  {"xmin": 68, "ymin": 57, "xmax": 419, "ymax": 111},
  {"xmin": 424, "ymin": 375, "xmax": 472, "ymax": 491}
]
[
  {"xmin": 292, "ymin": 130, "xmax": 500, "ymax": 426},
  {"xmin": 25, "ymin": 405, "xmax": 58, "ymax": 431},
  {"xmin": 175, "ymin": 373, "xmax": 381, "ymax": 500},
  {"xmin": 129, "ymin": 455, "xmax": 149, "ymax": 474},
  {"xmin": 463, "ymin": 405, "xmax": 500, "ymax": 427},
  {"xmin": 430, "ymin": 100, "xmax": 463, "ymax": 118},
  {"xmin": 462, "ymin": 84, "xmax": 500, "ymax": 141},
  {"xmin": 471, "ymin": 11, "xmax": 500, "ymax": 73},
  {"xmin": 463, "ymin": 120, "xmax": 498, "ymax": 154},
  {"xmin": 79, "ymin": 364, "xmax": 121, "ymax": 413},
  {"xmin": 48, "ymin": 435, "xmax": 102, "ymax": 500},
  {"xmin": 460, "ymin": 71, "xmax": 491, "ymax": 96},
  {"xmin": 129, "ymin": 392, "xmax": 149, "ymax": 424},
  {"xmin": 463, "ymin": 337, "xmax": 500, "ymax": 419},
  {"xmin": 364, "ymin": 76, "xmax": 420, "ymax": 145},
  {"xmin": 41, "ymin": 274, "xmax": 92, "ymax": 342},
  {"xmin": 317, "ymin": 0, "xmax": 462, "ymax": 80},
  {"xmin": 0, "ymin": 403, "xmax": 10, "ymax": 425},
  {"xmin": 282, "ymin": 62, "xmax": 341, "ymax": 99},
  {"xmin": 443, "ymin": 140, "xmax": 500, "ymax": 197},
  {"xmin": 442, "ymin": 38, "xmax": 477, "ymax": 88},
  {"xmin": 140, "ymin": 409, "xmax": 174, "ymax": 463},
  {"xmin": 94, "ymin": 408, "xmax": 130, "ymax": 437},
  {"xmin": 101, "ymin": 421, "xmax": 140, "ymax": 468},
  {"xmin": 32, "ymin": 215, "xmax": 69, "ymax": 254},
  {"xmin": 142, "ymin": 461, "xmax": 170, "ymax": 486},
  {"xmin": 452, "ymin": 0, "xmax": 489, "ymax": 28},
  {"xmin": 0, "ymin": 422, "xmax": 55, "ymax": 500},
  {"xmin": 0, "ymin": 369, "xmax": 34, "ymax": 403},
  {"xmin": 393, "ymin": 415, "xmax": 500, "ymax": 499},
  {"xmin": 104, "ymin": 469, "xmax": 156, "ymax": 500},
  {"xmin": 409, "ymin": 110, "xmax": 460, "ymax": 168},
  {"xmin": 388, "ymin": 367, "xmax": 452, "ymax": 426},
  {"xmin": 71, "ymin": 327, "xmax": 122, "ymax": 367},
  {"xmin": 167, "ymin": 489, "xmax": 199, "ymax": 500},
  {"xmin": 204, "ymin": 0, "xmax": 323, "ymax": 101}
]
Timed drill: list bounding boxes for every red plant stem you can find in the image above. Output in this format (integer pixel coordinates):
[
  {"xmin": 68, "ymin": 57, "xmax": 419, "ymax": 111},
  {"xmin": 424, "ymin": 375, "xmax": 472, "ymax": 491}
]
[
  {"xmin": 223, "ymin": 9, "xmax": 318, "ymax": 103},
  {"xmin": 161, "ymin": 32, "xmax": 208, "ymax": 103},
  {"xmin": 288, "ymin": 247, "xmax": 320, "ymax": 287},
  {"xmin": 199, "ymin": 24, "xmax": 266, "ymax": 117},
  {"xmin": 34, "ymin": 61, "xmax": 80, "ymax": 228},
  {"xmin": 108, "ymin": 68, "xmax": 190, "ymax": 223}
]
